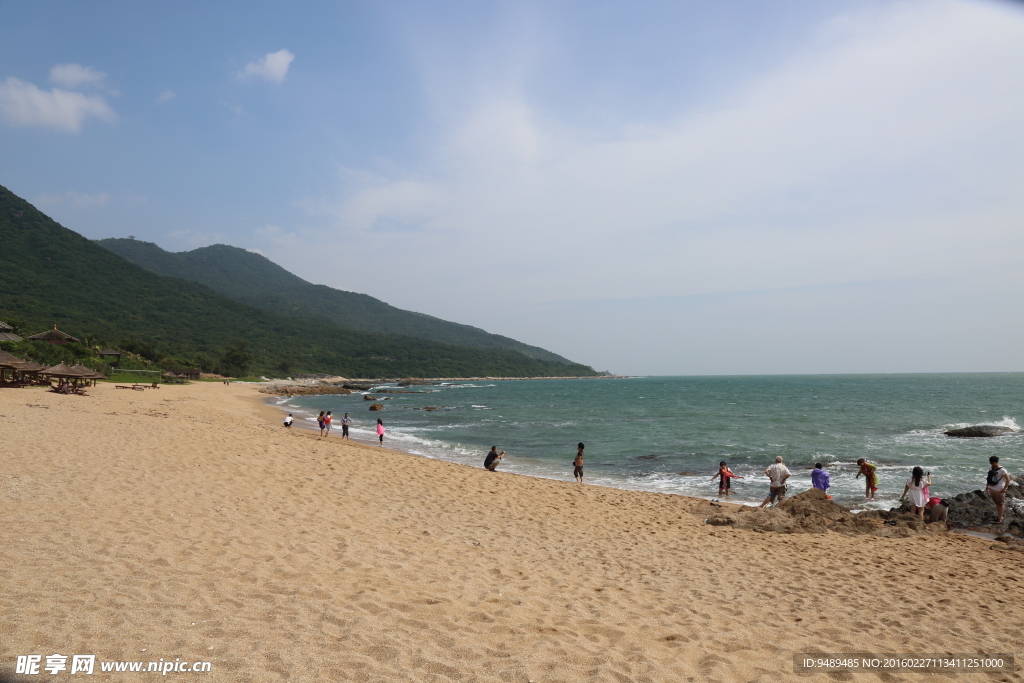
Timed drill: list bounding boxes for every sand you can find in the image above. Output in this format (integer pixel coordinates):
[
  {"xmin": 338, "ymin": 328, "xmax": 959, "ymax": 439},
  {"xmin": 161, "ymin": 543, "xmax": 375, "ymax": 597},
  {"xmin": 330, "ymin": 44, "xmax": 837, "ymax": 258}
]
[{"xmin": 2, "ymin": 382, "xmax": 1022, "ymax": 682}]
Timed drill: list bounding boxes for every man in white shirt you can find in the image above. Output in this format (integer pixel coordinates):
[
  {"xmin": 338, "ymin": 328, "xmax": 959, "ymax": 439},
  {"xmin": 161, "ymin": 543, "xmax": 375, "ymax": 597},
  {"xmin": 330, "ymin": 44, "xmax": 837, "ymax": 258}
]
[
  {"xmin": 985, "ymin": 455, "xmax": 1010, "ymax": 524},
  {"xmin": 283, "ymin": 414, "xmax": 293, "ymax": 428},
  {"xmin": 759, "ymin": 456, "xmax": 791, "ymax": 508}
]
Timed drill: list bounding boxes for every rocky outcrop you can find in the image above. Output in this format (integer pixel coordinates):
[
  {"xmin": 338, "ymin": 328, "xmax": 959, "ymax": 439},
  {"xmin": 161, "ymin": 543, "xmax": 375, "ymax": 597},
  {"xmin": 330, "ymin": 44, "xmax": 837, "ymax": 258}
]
[
  {"xmin": 398, "ymin": 379, "xmax": 437, "ymax": 386},
  {"xmin": 259, "ymin": 385, "xmax": 352, "ymax": 397},
  {"xmin": 704, "ymin": 489, "xmax": 942, "ymax": 537},
  {"xmin": 368, "ymin": 403, "xmax": 385, "ymax": 411},
  {"xmin": 944, "ymin": 425, "xmax": 1015, "ymax": 437},
  {"xmin": 364, "ymin": 394, "xmax": 377, "ymax": 400}
]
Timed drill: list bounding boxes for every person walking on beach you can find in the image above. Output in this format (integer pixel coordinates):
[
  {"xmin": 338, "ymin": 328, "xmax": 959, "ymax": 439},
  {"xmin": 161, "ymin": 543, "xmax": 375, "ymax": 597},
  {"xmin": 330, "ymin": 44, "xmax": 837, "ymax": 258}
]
[
  {"xmin": 902, "ymin": 466, "xmax": 930, "ymax": 520},
  {"xmin": 856, "ymin": 458, "xmax": 878, "ymax": 501},
  {"xmin": 341, "ymin": 413, "xmax": 352, "ymax": 440},
  {"xmin": 985, "ymin": 455, "xmax": 1010, "ymax": 524},
  {"xmin": 574, "ymin": 443, "xmax": 585, "ymax": 482},
  {"xmin": 317, "ymin": 411, "xmax": 326, "ymax": 437},
  {"xmin": 283, "ymin": 413, "xmax": 294, "ymax": 428},
  {"xmin": 759, "ymin": 456, "xmax": 791, "ymax": 508},
  {"xmin": 485, "ymin": 446, "xmax": 505, "ymax": 471},
  {"xmin": 324, "ymin": 411, "xmax": 333, "ymax": 436},
  {"xmin": 376, "ymin": 418, "xmax": 385, "ymax": 445},
  {"xmin": 811, "ymin": 463, "xmax": 830, "ymax": 495},
  {"xmin": 711, "ymin": 461, "xmax": 743, "ymax": 497}
]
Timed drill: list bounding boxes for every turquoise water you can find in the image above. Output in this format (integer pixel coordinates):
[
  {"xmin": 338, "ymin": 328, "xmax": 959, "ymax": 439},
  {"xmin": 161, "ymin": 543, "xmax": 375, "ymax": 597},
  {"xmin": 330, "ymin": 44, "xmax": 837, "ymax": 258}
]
[{"xmin": 273, "ymin": 374, "xmax": 1022, "ymax": 510}]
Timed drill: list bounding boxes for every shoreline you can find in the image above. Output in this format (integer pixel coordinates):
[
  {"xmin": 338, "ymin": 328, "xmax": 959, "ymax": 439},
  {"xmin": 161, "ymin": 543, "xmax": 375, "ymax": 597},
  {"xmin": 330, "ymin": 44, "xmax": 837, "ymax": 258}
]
[{"xmin": 4, "ymin": 382, "xmax": 1023, "ymax": 681}]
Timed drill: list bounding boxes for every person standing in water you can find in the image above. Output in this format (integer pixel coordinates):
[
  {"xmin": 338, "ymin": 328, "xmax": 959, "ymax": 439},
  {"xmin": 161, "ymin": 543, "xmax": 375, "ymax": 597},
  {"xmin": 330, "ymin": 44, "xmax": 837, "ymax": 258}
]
[
  {"xmin": 341, "ymin": 413, "xmax": 352, "ymax": 440},
  {"xmin": 856, "ymin": 458, "xmax": 879, "ymax": 501},
  {"xmin": 710, "ymin": 461, "xmax": 743, "ymax": 497},
  {"xmin": 573, "ymin": 443, "xmax": 585, "ymax": 483},
  {"xmin": 376, "ymin": 418, "xmax": 385, "ymax": 445},
  {"xmin": 317, "ymin": 411, "xmax": 326, "ymax": 437}
]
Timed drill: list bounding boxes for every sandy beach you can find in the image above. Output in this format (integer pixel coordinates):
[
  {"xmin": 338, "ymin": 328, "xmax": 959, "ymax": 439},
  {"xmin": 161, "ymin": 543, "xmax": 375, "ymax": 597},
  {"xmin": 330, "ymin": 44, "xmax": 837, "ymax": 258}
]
[{"xmin": 2, "ymin": 382, "xmax": 1022, "ymax": 682}]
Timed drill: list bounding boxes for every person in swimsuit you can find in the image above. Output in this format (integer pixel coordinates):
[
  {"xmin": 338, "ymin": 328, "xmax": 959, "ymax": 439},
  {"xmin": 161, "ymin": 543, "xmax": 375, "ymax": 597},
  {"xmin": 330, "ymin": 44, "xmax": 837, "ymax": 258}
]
[
  {"xmin": 341, "ymin": 413, "xmax": 352, "ymax": 439},
  {"xmin": 574, "ymin": 443, "xmax": 585, "ymax": 482},
  {"xmin": 317, "ymin": 411, "xmax": 326, "ymax": 437},
  {"xmin": 856, "ymin": 458, "xmax": 878, "ymax": 501},
  {"xmin": 710, "ymin": 461, "xmax": 743, "ymax": 497},
  {"xmin": 376, "ymin": 418, "xmax": 385, "ymax": 445},
  {"xmin": 324, "ymin": 411, "xmax": 333, "ymax": 436}
]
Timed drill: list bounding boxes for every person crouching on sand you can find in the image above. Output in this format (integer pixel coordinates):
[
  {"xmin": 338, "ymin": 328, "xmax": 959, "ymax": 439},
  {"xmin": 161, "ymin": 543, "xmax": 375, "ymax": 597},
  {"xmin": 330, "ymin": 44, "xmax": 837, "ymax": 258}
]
[
  {"xmin": 711, "ymin": 461, "xmax": 742, "ymax": 497},
  {"xmin": 759, "ymin": 456, "xmax": 790, "ymax": 508},
  {"xmin": 484, "ymin": 446, "xmax": 505, "ymax": 471},
  {"xmin": 284, "ymin": 413, "xmax": 294, "ymax": 428},
  {"xmin": 856, "ymin": 458, "xmax": 878, "ymax": 501},
  {"xmin": 376, "ymin": 418, "xmax": 385, "ymax": 445},
  {"xmin": 574, "ymin": 443, "xmax": 585, "ymax": 482}
]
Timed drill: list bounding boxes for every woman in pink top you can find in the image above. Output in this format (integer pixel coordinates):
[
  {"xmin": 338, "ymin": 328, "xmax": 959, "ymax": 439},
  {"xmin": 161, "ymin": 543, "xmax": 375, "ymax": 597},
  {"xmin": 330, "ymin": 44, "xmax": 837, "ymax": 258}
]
[{"xmin": 376, "ymin": 418, "xmax": 385, "ymax": 445}]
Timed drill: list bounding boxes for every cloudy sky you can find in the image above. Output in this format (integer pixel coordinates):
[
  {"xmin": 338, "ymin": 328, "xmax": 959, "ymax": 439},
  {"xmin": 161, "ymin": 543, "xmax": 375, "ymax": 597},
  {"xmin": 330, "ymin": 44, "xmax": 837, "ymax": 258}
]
[{"xmin": 2, "ymin": 0, "xmax": 1023, "ymax": 375}]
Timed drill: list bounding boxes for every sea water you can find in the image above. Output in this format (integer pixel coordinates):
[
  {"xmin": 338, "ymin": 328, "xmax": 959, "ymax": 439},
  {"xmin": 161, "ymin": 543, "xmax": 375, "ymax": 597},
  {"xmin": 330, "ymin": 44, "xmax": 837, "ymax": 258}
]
[{"xmin": 275, "ymin": 374, "xmax": 1022, "ymax": 510}]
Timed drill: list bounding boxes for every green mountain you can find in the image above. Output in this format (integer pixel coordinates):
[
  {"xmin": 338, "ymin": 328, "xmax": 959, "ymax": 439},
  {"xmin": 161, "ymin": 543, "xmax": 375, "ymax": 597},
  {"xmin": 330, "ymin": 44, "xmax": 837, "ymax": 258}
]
[
  {"xmin": 96, "ymin": 238, "xmax": 575, "ymax": 365},
  {"xmin": 0, "ymin": 185, "xmax": 598, "ymax": 378}
]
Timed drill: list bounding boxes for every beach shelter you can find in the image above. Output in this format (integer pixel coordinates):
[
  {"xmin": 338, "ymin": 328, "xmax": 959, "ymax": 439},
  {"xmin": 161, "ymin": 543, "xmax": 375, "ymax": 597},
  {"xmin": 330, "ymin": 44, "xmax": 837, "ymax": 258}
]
[
  {"xmin": 0, "ymin": 349, "xmax": 25, "ymax": 383},
  {"xmin": 97, "ymin": 348, "xmax": 122, "ymax": 365},
  {"xmin": 71, "ymin": 364, "xmax": 108, "ymax": 385},
  {"xmin": 41, "ymin": 363, "xmax": 93, "ymax": 391}
]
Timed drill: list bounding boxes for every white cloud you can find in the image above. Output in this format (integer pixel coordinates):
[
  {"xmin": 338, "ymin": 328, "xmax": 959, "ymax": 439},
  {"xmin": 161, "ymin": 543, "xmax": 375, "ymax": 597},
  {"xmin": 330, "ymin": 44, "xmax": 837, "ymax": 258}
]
[
  {"xmin": 0, "ymin": 77, "xmax": 115, "ymax": 131},
  {"xmin": 33, "ymin": 191, "xmax": 111, "ymax": 208},
  {"xmin": 314, "ymin": 0, "xmax": 1024, "ymax": 309},
  {"xmin": 49, "ymin": 63, "xmax": 106, "ymax": 89},
  {"xmin": 239, "ymin": 49, "xmax": 295, "ymax": 84},
  {"xmin": 156, "ymin": 89, "xmax": 176, "ymax": 104}
]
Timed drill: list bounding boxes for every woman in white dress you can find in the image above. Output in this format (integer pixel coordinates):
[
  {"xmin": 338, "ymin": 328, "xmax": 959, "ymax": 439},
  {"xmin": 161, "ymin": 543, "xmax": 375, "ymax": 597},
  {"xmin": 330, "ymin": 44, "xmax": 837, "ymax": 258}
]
[{"xmin": 902, "ymin": 466, "xmax": 931, "ymax": 520}]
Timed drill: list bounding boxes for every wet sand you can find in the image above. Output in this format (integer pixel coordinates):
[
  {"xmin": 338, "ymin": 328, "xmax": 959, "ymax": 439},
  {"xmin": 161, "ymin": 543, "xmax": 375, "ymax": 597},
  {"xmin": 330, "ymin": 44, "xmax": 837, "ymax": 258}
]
[{"xmin": 2, "ymin": 382, "xmax": 1021, "ymax": 682}]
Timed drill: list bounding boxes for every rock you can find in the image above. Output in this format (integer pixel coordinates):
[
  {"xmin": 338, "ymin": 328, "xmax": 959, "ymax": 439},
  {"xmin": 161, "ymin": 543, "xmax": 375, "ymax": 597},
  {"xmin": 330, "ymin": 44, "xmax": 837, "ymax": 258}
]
[
  {"xmin": 364, "ymin": 395, "xmax": 377, "ymax": 400},
  {"xmin": 368, "ymin": 404, "xmax": 384, "ymax": 411},
  {"xmin": 944, "ymin": 425, "xmax": 1015, "ymax": 437},
  {"xmin": 706, "ymin": 516, "xmax": 736, "ymax": 526},
  {"xmin": 258, "ymin": 385, "xmax": 351, "ymax": 396},
  {"xmin": 344, "ymin": 384, "xmax": 374, "ymax": 391},
  {"xmin": 398, "ymin": 379, "xmax": 437, "ymax": 386}
]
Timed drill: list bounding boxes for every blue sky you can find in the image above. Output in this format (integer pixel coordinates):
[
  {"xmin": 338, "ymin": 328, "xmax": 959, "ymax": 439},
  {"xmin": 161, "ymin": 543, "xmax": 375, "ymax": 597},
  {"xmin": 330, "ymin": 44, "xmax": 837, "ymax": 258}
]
[{"xmin": 2, "ymin": 0, "xmax": 1024, "ymax": 375}]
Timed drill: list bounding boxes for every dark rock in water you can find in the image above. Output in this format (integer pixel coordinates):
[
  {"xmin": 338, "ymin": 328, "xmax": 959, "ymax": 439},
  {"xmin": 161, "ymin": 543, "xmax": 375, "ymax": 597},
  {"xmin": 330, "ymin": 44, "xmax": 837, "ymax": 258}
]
[
  {"xmin": 344, "ymin": 384, "xmax": 374, "ymax": 391},
  {"xmin": 637, "ymin": 454, "xmax": 658, "ymax": 460},
  {"xmin": 368, "ymin": 403, "xmax": 384, "ymax": 411},
  {"xmin": 363, "ymin": 394, "xmax": 378, "ymax": 400},
  {"xmin": 944, "ymin": 425, "xmax": 1014, "ymax": 437}
]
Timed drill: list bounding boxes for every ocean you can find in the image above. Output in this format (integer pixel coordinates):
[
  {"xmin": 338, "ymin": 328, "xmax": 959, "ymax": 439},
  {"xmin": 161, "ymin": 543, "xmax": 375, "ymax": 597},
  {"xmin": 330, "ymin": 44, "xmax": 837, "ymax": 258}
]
[{"xmin": 272, "ymin": 374, "xmax": 1022, "ymax": 510}]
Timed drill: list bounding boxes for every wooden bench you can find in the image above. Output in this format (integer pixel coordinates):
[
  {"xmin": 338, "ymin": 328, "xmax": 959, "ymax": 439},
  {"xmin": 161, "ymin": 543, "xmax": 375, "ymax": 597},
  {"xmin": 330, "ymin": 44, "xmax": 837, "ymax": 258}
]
[{"xmin": 116, "ymin": 385, "xmax": 132, "ymax": 389}]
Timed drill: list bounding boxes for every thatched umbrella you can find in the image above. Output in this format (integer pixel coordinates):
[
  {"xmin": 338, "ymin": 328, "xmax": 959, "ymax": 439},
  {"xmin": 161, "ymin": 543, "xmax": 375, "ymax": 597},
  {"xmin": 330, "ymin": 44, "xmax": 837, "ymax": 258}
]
[{"xmin": 71, "ymin": 364, "xmax": 108, "ymax": 382}]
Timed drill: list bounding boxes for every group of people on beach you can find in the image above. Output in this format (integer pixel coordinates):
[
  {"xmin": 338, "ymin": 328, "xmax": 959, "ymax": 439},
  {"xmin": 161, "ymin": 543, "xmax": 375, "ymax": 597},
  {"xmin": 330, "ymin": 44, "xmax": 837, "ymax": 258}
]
[
  {"xmin": 282, "ymin": 411, "xmax": 387, "ymax": 445},
  {"xmin": 713, "ymin": 455, "xmax": 1012, "ymax": 523}
]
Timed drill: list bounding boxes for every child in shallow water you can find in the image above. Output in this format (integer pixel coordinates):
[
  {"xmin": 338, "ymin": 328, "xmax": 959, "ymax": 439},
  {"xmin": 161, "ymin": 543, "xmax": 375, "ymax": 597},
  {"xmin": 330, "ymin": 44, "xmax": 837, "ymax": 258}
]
[{"xmin": 710, "ymin": 461, "xmax": 742, "ymax": 497}]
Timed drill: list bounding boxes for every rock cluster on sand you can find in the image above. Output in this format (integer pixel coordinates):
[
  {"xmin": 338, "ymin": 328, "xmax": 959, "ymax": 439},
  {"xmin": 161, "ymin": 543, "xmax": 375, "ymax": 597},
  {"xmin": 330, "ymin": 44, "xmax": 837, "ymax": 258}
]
[
  {"xmin": 944, "ymin": 425, "xmax": 1015, "ymax": 437},
  {"xmin": 945, "ymin": 486, "xmax": 1024, "ymax": 535},
  {"xmin": 706, "ymin": 489, "xmax": 944, "ymax": 537}
]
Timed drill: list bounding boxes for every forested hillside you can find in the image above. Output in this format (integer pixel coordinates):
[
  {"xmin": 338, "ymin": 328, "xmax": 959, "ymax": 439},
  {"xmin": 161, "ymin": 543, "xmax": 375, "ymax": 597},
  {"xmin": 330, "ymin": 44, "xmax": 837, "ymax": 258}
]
[
  {"xmin": 0, "ymin": 185, "xmax": 598, "ymax": 378},
  {"xmin": 97, "ymin": 238, "xmax": 576, "ymax": 365}
]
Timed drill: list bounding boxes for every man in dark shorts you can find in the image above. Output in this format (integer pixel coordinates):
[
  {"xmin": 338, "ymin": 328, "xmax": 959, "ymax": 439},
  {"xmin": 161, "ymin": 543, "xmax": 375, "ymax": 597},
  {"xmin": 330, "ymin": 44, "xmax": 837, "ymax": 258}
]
[
  {"xmin": 341, "ymin": 413, "xmax": 352, "ymax": 440},
  {"xmin": 484, "ymin": 446, "xmax": 504, "ymax": 471},
  {"xmin": 759, "ymin": 456, "xmax": 791, "ymax": 508},
  {"xmin": 574, "ymin": 442, "xmax": 585, "ymax": 483}
]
